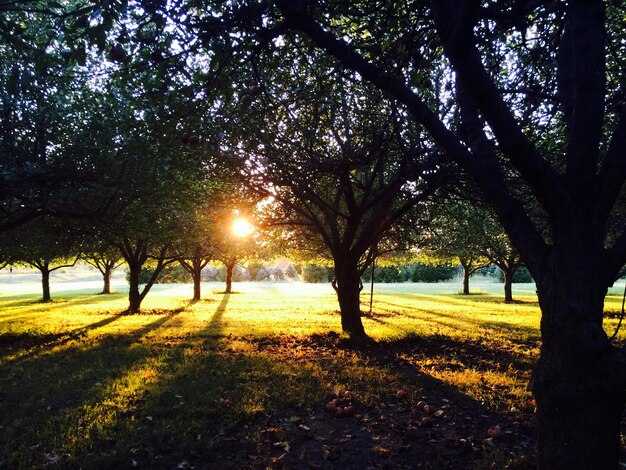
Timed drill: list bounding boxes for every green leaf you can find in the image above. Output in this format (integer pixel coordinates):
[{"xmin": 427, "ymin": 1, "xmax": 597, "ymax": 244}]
[
  {"xmin": 35, "ymin": 55, "xmax": 49, "ymax": 73},
  {"xmin": 7, "ymin": 68, "xmax": 19, "ymax": 95},
  {"xmin": 88, "ymin": 24, "xmax": 107, "ymax": 51}
]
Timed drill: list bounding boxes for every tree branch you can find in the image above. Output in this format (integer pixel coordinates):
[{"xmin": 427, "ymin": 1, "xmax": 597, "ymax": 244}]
[
  {"xmin": 275, "ymin": 0, "xmax": 550, "ymax": 276},
  {"xmin": 431, "ymin": 0, "xmax": 569, "ymax": 217},
  {"xmin": 596, "ymin": 104, "xmax": 626, "ymax": 220},
  {"xmin": 48, "ymin": 254, "xmax": 80, "ymax": 272},
  {"xmin": 558, "ymin": 0, "xmax": 605, "ymax": 189}
]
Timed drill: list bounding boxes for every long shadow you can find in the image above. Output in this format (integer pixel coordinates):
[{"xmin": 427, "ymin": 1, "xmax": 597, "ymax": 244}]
[
  {"xmin": 0, "ymin": 310, "xmax": 187, "ymax": 466},
  {"xmin": 372, "ymin": 298, "xmax": 540, "ymax": 342},
  {"xmin": 392, "ymin": 292, "xmax": 539, "ymax": 308},
  {"xmin": 53, "ymin": 292, "xmax": 128, "ymax": 306},
  {"xmin": 121, "ymin": 308, "xmax": 187, "ymax": 342},
  {"xmin": 0, "ymin": 304, "xmax": 538, "ymax": 469},
  {"xmin": 410, "ymin": 307, "xmax": 540, "ymax": 342},
  {"xmin": 361, "ymin": 311, "xmax": 389, "ymax": 325},
  {"xmin": 1, "ymin": 314, "xmax": 123, "ymax": 364},
  {"xmin": 374, "ymin": 333, "xmax": 538, "ymax": 371},
  {"xmin": 203, "ymin": 293, "xmax": 230, "ymax": 335},
  {"xmin": 0, "ymin": 291, "xmax": 127, "ymax": 309},
  {"xmin": 0, "ymin": 295, "xmax": 45, "ymax": 309}
]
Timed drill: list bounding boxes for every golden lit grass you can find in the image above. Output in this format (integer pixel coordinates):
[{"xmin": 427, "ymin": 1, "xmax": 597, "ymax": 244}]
[
  {"xmin": 0, "ymin": 278, "xmax": 624, "ymax": 468},
  {"xmin": 2, "ymin": 279, "xmax": 624, "ymax": 342}
]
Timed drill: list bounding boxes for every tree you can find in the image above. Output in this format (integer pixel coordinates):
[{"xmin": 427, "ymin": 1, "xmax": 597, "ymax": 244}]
[
  {"xmin": 176, "ymin": 206, "xmax": 214, "ymax": 302},
  {"xmin": 178, "ymin": 250, "xmax": 212, "ymax": 302},
  {"xmin": 234, "ymin": 66, "xmax": 446, "ymax": 337},
  {"xmin": 269, "ymin": 1, "xmax": 626, "ymax": 467},
  {"xmin": 210, "ymin": 208, "xmax": 259, "ymax": 294},
  {"xmin": 2, "ymin": 217, "xmax": 80, "ymax": 301},
  {"xmin": 8, "ymin": 0, "xmax": 626, "ymax": 465},
  {"xmin": 0, "ymin": 3, "xmax": 132, "ymax": 233},
  {"xmin": 117, "ymin": 238, "xmax": 178, "ymax": 313},
  {"xmin": 83, "ymin": 244, "xmax": 124, "ymax": 295},
  {"xmin": 425, "ymin": 200, "xmax": 490, "ymax": 295},
  {"xmin": 480, "ymin": 223, "xmax": 524, "ymax": 303}
]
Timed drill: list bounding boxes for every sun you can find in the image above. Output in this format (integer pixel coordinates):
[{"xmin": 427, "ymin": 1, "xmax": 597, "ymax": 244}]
[{"xmin": 232, "ymin": 218, "xmax": 254, "ymax": 237}]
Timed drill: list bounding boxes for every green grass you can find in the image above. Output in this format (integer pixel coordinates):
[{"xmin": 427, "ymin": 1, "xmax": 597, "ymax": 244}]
[{"xmin": 1, "ymin": 276, "xmax": 625, "ymax": 468}]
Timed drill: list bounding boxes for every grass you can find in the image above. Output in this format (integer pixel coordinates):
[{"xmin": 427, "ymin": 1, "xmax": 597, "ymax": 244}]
[{"xmin": 1, "ymin": 274, "xmax": 625, "ymax": 468}]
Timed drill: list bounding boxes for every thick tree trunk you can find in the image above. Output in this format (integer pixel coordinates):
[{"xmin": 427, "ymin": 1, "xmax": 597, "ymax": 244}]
[
  {"xmin": 532, "ymin": 244, "xmax": 624, "ymax": 470},
  {"xmin": 503, "ymin": 269, "xmax": 513, "ymax": 303},
  {"xmin": 127, "ymin": 261, "xmax": 142, "ymax": 313},
  {"xmin": 225, "ymin": 261, "xmax": 235, "ymax": 294},
  {"xmin": 333, "ymin": 259, "xmax": 366, "ymax": 337},
  {"xmin": 102, "ymin": 265, "xmax": 112, "ymax": 294},
  {"xmin": 192, "ymin": 270, "xmax": 201, "ymax": 301},
  {"xmin": 41, "ymin": 266, "xmax": 51, "ymax": 302},
  {"xmin": 461, "ymin": 262, "xmax": 470, "ymax": 295}
]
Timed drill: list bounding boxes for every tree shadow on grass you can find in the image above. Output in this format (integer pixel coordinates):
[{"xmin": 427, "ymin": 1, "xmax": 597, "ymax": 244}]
[
  {"xmin": 195, "ymin": 293, "xmax": 230, "ymax": 337},
  {"xmin": 371, "ymin": 299, "xmax": 541, "ymax": 345},
  {"xmin": 0, "ymin": 310, "xmax": 186, "ymax": 467},
  {"xmin": 0, "ymin": 308, "xmax": 537, "ymax": 470},
  {"xmin": 0, "ymin": 314, "xmax": 123, "ymax": 363}
]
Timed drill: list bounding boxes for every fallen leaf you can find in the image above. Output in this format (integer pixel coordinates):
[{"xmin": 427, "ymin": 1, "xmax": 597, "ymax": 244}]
[
  {"xmin": 273, "ymin": 441, "xmax": 290, "ymax": 452},
  {"xmin": 272, "ymin": 453, "xmax": 287, "ymax": 464},
  {"xmin": 373, "ymin": 445, "xmax": 391, "ymax": 454}
]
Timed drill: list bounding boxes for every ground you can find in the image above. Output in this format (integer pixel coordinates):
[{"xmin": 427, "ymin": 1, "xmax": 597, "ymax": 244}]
[{"xmin": 1, "ymin": 269, "xmax": 625, "ymax": 468}]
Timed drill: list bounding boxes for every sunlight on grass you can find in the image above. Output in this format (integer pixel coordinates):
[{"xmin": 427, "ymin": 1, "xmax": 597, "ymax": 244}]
[{"xmin": 1, "ymin": 277, "xmax": 625, "ymax": 468}]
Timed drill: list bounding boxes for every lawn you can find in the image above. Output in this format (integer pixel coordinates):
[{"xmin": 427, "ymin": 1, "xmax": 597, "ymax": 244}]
[{"xmin": 1, "ymin": 272, "xmax": 625, "ymax": 469}]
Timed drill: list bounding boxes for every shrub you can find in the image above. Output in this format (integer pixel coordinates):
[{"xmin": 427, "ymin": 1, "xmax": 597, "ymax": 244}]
[
  {"xmin": 410, "ymin": 263, "xmax": 457, "ymax": 282},
  {"xmin": 302, "ymin": 264, "xmax": 331, "ymax": 283},
  {"xmin": 380, "ymin": 266, "xmax": 402, "ymax": 283},
  {"xmin": 157, "ymin": 265, "xmax": 193, "ymax": 283},
  {"xmin": 256, "ymin": 267, "xmax": 271, "ymax": 281},
  {"xmin": 283, "ymin": 262, "xmax": 299, "ymax": 280},
  {"xmin": 246, "ymin": 263, "xmax": 265, "ymax": 280},
  {"xmin": 271, "ymin": 266, "xmax": 286, "ymax": 280},
  {"xmin": 201, "ymin": 266, "xmax": 220, "ymax": 281},
  {"xmin": 236, "ymin": 266, "xmax": 251, "ymax": 281}
]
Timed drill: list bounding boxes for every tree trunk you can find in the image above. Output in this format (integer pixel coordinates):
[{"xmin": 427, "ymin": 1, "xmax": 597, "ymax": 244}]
[
  {"xmin": 192, "ymin": 270, "xmax": 201, "ymax": 301},
  {"xmin": 41, "ymin": 264, "xmax": 51, "ymax": 302},
  {"xmin": 461, "ymin": 261, "xmax": 470, "ymax": 295},
  {"xmin": 127, "ymin": 261, "xmax": 142, "ymax": 313},
  {"xmin": 225, "ymin": 261, "xmax": 235, "ymax": 294},
  {"xmin": 102, "ymin": 265, "xmax": 112, "ymax": 294},
  {"xmin": 179, "ymin": 257, "xmax": 206, "ymax": 301},
  {"xmin": 503, "ymin": 268, "xmax": 513, "ymax": 303},
  {"xmin": 531, "ymin": 244, "xmax": 624, "ymax": 470},
  {"xmin": 333, "ymin": 259, "xmax": 366, "ymax": 337}
]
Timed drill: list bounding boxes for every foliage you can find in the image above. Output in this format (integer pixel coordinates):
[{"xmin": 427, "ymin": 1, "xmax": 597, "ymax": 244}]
[
  {"xmin": 126, "ymin": 267, "xmax": 154, "ymax": 286},
  {"xmin": 301, "ymin": 264, "xmax": 333, "ymax": 283},
  {"xmin": 0, "ymin": 217, "xmax": 81, "ymax": 300},
  {"xmin": 126, "ymin": 265, "xmax": 194, "ymax": 285},
  {"xmin": 498, "ymin": 266, "xmax": 534, "ymax": 284},
  {"xmin": 410, "ymin": 263, "xmax": 457, "ymax": 283}
]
